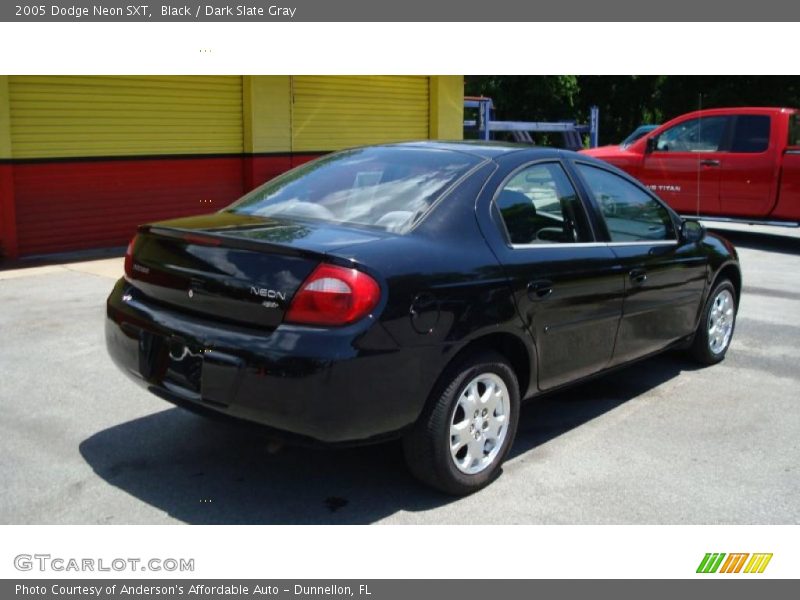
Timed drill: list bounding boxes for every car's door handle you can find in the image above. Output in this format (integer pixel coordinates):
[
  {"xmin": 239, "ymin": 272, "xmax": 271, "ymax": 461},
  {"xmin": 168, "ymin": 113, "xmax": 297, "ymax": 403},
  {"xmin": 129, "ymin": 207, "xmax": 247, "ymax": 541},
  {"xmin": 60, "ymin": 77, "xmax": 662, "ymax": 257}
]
[
  {"xmin": 629, "ymin": 268, "xmax": 647, "ymax": 285},
  {"xmin": 527, "ymin": 279, "xmax": 553, "ymax": 299},
  {"xmin": 699, "ymin": 159, "xmax": 720, "ymax": 167}
]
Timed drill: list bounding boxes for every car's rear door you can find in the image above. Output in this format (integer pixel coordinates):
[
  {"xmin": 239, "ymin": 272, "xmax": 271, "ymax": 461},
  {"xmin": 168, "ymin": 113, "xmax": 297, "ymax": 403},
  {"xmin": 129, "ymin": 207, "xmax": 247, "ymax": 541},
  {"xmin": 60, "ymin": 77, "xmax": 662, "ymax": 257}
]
[
  {"xmin": 570, "ymin": 161, "xmax": 708, "ymax": 365},
  {"xmin": 480, "ymin": 159, "xmax": 625, "ymax": 391}
]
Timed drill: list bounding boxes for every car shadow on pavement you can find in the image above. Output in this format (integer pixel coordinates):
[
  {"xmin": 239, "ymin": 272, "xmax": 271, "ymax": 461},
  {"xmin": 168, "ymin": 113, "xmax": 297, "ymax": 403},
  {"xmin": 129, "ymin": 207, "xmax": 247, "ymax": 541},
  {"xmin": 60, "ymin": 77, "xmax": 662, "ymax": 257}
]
[
  {"xmin": 509, "ymin": 352, "xmax": 699, "ymax": 462},
  {"xmin": 707, "ymin": 227, "xmax": 800, "ymax": 256},
  {"xmin": 79, "ymin": 353, "xmax": 699, "ymax": 525}
]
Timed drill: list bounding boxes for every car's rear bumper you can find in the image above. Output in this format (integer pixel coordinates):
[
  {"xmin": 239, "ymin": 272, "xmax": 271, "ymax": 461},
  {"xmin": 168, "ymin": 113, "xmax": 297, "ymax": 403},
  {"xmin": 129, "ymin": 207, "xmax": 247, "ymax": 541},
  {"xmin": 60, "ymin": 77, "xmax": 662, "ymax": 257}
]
[{"xmin": 106, "ymin": 278, "xmax": 444, "ymax": 444}]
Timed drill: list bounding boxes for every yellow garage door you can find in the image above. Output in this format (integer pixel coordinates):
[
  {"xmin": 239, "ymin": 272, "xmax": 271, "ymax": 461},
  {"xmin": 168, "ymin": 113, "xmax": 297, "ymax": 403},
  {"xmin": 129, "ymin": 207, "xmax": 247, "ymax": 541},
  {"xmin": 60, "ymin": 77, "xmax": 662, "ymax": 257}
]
[
  {"xmin": 291, "ymin": 76, "xmax": 429, "ymax": 152},
  {"xmin": 8, "ymin": 75, "xmax": 243, "ymax": 159}
]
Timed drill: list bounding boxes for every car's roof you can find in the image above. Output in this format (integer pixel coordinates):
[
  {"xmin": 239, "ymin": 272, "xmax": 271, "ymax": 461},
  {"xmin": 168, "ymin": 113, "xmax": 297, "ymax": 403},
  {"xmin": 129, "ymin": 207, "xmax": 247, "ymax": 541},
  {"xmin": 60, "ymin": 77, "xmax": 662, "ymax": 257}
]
[{"xmin": 385, "ymin": 140, "xmax": 562, "ymax": 160}]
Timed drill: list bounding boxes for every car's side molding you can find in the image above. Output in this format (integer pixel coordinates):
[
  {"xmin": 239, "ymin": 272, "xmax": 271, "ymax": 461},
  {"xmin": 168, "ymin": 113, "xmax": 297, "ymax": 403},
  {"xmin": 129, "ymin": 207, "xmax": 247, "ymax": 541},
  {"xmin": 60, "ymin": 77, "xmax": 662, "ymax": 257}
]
[{"xmin": 509, "ymin": 240, "xmax": 679, "ymax": 250}]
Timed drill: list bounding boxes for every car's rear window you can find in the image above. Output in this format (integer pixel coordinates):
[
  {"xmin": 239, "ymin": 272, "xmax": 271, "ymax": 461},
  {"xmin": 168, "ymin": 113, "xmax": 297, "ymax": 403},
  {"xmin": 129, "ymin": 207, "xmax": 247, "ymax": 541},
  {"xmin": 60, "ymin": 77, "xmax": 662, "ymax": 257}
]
[{"xmin": 228, "ymin": 146, "xmax": 482, "ymax": 233}]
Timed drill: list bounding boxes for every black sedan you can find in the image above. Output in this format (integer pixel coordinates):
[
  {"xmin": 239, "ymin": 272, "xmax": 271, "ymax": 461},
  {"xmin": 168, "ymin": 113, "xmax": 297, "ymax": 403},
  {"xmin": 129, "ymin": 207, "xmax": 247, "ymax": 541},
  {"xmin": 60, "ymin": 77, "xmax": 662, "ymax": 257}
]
[{"xmin": 106, "ymin": 142, "xmax": 741, "ymax": 495}]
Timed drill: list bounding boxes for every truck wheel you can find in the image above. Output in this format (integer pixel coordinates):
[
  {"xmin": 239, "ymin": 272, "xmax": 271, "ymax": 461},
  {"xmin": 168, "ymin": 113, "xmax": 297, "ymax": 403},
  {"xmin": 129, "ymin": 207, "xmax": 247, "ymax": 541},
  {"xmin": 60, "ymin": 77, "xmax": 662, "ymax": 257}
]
[
  {"xmin": 403, "ymin": 352, "xmax": 520, "ymax": 495},
  {"xmin": 689, "ymin": 279, "xmax": 737, "ymax": 365}
]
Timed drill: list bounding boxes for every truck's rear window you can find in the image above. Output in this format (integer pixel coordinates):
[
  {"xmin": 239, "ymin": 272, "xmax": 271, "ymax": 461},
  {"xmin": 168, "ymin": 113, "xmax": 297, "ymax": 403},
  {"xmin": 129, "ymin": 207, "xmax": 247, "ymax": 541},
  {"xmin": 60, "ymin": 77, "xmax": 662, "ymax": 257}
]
[{"xmin": 228, "ymin": 147, "xmax": 481, "ymax": 233}]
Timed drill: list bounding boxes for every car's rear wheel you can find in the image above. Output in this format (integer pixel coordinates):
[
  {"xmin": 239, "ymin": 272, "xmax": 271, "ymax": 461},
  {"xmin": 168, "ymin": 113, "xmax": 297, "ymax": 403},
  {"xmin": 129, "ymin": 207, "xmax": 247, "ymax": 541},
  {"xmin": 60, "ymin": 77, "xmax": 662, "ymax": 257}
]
[
  {"xmin": 689, "ymin": 279, "xmax": 737, "ymax": 365},
  {"xmin": 403, "ymin": 352, "xmax": 520, "ymax": 495}
]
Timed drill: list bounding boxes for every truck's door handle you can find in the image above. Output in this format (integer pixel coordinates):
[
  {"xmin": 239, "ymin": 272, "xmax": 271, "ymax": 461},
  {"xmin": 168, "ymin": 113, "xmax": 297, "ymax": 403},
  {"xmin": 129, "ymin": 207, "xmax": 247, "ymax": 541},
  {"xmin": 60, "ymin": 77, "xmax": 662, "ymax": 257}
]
[
  {"xmin": 629, "ymin": 268, "xmax": 647, "ymax": 285},
  {"xmin": 527, "ymin": 279, "xmax": 553, "ymax": 300},
  {"xmin": 699, "ymin": 159, "xmax": 720, "ymax": 167}
]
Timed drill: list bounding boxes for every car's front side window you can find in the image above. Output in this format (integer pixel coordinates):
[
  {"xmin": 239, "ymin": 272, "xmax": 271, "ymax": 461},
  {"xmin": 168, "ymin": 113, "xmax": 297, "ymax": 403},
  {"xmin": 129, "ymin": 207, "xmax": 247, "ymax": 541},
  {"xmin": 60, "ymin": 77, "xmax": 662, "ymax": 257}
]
[
  {"xmin": 575, "ymin": 164, "xmax": 676, "ymax": 242},
  {"xmin": 655, "ymin": 116, "xmax": 729, "ymax": 153},
  {"xmin": 494, "ymin": 162, "xmax": 593, "ymax": 245}
]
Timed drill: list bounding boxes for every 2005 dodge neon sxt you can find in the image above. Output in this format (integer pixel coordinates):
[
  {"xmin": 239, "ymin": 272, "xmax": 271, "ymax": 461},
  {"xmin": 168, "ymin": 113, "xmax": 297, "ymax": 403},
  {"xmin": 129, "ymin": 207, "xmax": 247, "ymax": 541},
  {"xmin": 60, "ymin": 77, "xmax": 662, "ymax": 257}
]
[{"xmin": 106, "ymin": 141, "xmax": 741, "ymax": 494}]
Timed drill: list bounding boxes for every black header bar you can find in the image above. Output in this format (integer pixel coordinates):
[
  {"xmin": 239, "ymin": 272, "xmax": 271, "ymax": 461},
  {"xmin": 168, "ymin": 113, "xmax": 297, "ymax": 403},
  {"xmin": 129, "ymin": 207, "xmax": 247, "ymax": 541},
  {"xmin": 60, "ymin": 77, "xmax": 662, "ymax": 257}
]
[{"xmin": 3, "ymin": 0, "xmax": 800, "ymax": 22}]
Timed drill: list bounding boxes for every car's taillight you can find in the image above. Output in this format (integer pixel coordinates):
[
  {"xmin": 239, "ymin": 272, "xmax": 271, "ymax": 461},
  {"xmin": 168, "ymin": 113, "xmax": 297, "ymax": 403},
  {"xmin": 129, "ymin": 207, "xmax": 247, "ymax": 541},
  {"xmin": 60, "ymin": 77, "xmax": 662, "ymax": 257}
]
[
  {"xmin": 285, "ymin": 263, "xmax": 380, "ymax": 327},
  {"xmin": 124, "ymin": 234, "xmax": 138, "ymax": 278}
]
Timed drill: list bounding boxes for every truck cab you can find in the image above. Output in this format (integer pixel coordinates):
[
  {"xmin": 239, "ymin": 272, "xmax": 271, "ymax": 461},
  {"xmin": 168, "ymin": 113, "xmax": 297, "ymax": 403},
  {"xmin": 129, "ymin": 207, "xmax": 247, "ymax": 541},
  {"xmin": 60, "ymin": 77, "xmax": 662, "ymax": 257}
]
[{"xmin": 583, "ymin": 107, "xmax": 800, "ymax": 225}]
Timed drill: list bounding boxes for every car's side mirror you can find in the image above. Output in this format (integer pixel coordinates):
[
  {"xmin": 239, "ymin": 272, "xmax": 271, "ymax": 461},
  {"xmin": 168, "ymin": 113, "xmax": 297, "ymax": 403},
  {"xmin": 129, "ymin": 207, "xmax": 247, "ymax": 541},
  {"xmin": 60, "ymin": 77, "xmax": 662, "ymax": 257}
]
[
  {"xmin": 646, "ymin": 137, "xmax": 658, "ymax": 154},
  {"xmin": 680, "ymin": 219, "xmax": 704, "ymax": 243}
]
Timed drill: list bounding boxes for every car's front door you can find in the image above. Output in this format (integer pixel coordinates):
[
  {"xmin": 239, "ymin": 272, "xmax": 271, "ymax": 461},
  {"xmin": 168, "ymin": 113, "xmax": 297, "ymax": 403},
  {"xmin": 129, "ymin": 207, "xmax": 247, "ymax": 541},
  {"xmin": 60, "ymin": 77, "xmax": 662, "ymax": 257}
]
[
  {"xmin": 572, "ymin": 162, "xmax": 708, "ymax": 365},
  {"xmin": 486, "ymin": 160, "xmax": 626, "ymax": 391},
  {"xmin": 640, "ymin": 115, "xmax": 731, "ymax": 216}
]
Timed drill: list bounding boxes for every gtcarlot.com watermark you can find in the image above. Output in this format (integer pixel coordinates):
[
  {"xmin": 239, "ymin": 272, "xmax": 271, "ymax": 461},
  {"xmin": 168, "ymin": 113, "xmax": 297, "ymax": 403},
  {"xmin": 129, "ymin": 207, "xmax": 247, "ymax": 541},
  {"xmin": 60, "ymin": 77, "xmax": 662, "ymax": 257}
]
[{"xmin": 14, "ymin": 554, "xmax": 195, "ymax": 573}]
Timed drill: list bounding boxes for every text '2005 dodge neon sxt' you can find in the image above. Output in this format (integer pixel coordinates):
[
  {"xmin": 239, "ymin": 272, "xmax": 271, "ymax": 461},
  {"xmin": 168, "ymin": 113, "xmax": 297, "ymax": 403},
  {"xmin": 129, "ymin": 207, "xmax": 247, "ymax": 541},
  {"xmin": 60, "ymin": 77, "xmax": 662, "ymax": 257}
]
[{"xmin": 106, "ymin": 141, "xmax": 741, "ymax": 494}]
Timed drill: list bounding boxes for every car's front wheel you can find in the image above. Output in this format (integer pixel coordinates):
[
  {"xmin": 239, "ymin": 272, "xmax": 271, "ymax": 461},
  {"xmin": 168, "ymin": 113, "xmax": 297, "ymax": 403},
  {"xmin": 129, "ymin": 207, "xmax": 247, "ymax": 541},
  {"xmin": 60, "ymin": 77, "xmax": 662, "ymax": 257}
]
[
  {"xmin": 690, "ymin": 278, "xmax": 737, "ymax": 365},
  {"xmin": 403, "ymin": 352, "xmax": 520, "ymax": 495}
]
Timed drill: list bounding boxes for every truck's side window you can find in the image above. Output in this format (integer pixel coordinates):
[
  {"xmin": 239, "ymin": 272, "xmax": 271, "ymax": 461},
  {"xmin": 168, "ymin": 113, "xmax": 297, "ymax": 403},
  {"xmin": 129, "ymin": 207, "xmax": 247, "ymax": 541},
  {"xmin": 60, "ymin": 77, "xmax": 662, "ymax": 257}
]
[
  {"xmin": 655, "ymin": 116, "xmax": 729, "ymax": 153},
  {"xmin": 790, "ymin": 114, "xmax": 800, "ymax": 148},
  {"xmin": 730, "ymin": 115, "xmax": 771, "ymax": 153},
  {"xmin": 576, "ymin": 164, "xmax": 675, "ymax": 242}
]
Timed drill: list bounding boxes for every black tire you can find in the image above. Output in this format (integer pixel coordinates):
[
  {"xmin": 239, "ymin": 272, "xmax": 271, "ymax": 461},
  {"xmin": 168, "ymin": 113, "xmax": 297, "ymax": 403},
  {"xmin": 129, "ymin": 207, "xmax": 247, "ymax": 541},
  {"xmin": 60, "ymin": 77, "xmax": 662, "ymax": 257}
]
[
  {"xmin": 689, "ymin": 279, "xmax": 737, "ymax": 365},
  {"xmin": 402, "ymin": 351, "xmax": 520, "ymax": 495}
]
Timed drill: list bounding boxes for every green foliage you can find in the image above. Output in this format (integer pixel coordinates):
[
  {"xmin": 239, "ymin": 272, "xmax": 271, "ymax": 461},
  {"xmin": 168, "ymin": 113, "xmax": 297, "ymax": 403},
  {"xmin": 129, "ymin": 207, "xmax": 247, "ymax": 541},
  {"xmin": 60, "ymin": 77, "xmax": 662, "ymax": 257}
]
[{"xmin": 465, "ymin": 76, "xmax": 800, "ymax": 145}]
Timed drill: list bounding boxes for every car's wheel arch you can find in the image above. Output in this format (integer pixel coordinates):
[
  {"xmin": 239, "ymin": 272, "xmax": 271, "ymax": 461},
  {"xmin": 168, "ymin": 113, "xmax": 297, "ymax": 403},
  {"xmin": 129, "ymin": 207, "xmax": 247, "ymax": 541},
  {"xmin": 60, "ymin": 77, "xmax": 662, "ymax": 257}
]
[
  {"xmin": 711, "ymin": 261, "xmax": 742, "ymax": 305},
  {"xmin": 689, "ymin": 260, "xmax": 741, "ymax": 336},
  {"xmin": 413, "ymin": 329, "xmax": 535, "ymax": 430}
]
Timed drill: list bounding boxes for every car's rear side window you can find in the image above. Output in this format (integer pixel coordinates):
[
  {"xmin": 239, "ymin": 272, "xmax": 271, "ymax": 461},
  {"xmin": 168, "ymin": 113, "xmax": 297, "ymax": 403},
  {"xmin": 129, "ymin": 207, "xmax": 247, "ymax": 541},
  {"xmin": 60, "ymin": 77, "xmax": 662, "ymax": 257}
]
[
  {"xmin": 730, "ymin": 115, "xmax": 771, "ymax": 153},
  {"xmin": 494, "ymin": 162, "xmax": 593, "ymax": 245},
  {"xmin": 228, "ymin": 147, "xmax": 481, "ymax": 233}
]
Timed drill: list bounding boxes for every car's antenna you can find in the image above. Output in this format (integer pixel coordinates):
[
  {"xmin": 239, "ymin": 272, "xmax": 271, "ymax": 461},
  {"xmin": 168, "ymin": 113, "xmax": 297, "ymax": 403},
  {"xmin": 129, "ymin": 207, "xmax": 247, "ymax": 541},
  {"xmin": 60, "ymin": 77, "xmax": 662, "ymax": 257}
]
[{"xmin": 696, "ymin": 92, "xmax": 702, "ymax": 217}]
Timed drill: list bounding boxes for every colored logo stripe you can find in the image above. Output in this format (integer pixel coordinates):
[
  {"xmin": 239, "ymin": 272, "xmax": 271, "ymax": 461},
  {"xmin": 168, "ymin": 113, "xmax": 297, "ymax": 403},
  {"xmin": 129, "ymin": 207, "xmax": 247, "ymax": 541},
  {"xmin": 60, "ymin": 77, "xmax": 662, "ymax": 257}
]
[
  {"xmin": 719, "ymin": 553, "xmax": 749, "ymax": 573},
  {"xmin": 697, "ymin": 553, "xmax": 726, "ymax": 573},
  {"xmin": 744, "ymin": 553, "xmax": 773, "ymax": 573}
]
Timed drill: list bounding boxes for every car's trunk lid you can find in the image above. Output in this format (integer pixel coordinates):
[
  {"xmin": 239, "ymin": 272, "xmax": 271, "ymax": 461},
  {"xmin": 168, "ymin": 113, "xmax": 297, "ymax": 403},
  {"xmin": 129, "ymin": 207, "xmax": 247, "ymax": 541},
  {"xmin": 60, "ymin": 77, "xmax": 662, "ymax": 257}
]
[{"xmin": 126, "ymin": 212, "xmax": 384, "ymax": 329}]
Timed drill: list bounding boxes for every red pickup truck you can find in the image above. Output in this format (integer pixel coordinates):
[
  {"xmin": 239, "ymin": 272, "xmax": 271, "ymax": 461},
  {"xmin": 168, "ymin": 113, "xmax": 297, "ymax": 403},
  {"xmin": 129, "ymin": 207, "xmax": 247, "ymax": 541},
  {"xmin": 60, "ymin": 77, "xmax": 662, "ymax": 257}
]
[{"xmin": 582, "ymin": 107, "xmax": 800, "ymax": 226}]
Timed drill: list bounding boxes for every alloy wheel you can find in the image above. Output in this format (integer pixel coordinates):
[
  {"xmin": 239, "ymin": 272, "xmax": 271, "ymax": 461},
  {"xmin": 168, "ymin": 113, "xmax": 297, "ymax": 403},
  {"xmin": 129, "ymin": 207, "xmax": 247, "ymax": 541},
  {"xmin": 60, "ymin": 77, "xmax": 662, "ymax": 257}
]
[
  {"xmin": 449, "ymin": 373, "xmax": 510, "ymax": 475},
  {"xmin": 707, "ymin": 289, "xmax": 735, "ymax": 355}
]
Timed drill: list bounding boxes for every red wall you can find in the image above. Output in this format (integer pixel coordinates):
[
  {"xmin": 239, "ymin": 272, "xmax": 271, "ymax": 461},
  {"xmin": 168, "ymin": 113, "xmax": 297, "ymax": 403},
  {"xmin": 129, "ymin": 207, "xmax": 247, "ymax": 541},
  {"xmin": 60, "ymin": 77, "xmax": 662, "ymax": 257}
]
[
  {"xmin": 0, "ymin": 164, "xmax": 17, "ymax": 259},
  {"xmin": 3, "ymin": 153, "xmax": 322, "ymax": 258}
]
